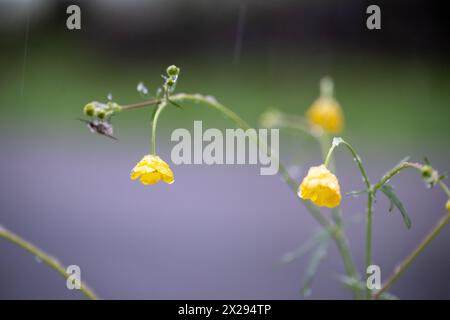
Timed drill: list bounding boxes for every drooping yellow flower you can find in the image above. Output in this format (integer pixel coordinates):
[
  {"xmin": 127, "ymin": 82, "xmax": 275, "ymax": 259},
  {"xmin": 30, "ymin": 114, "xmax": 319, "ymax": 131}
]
[
  {"xmin": 130, "ymin": 155, "xmax": 174, "ymax": 185},
  {"xmin": 298, "ymin": 164, "xmax": 341, "ymax": 208},
  {"xmin": 446, "ymin": 199, "xmax": 450, "ymax": 212},
  {"xmin": 306, "ymin": 96, "xmax": 344, "ymax": 134}
]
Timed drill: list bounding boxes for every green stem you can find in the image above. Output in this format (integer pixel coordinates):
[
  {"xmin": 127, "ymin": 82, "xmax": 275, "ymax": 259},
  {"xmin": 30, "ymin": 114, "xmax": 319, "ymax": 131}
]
[
  {"xmin": 373, "ymin": 162, "xmax": 422, "ymax": 192},
  {"xmin": 438, "ymin": 180, "xmax": 450, "ymax": 198},
  {"xmin": 151, "ymin": 102, "xmax": 166, "ymax": 155},
  {"xmin": 374, "ymin": 211, "xmax": 450, "ymax": 299},
  {"xmin": 0, "ymin": 225, "xmax": 99, "ymax": 300},
  {"xmin": 324, "ymin": 138, "xmax": 373, "ymax": 299},
  {"xmin": 117, "ymin": 92, "xmax": 360, "ymax": 299},
  {"xmin": 121, "ymin": 98, "xmax": 161, "ymax": 111},
  {"xmin": 169, "ymin": 93, "xmax": 361, "ymax": 299},
  {"xmin": 365, "ymin": 193, "xmax": 374, "ymax": 299}
]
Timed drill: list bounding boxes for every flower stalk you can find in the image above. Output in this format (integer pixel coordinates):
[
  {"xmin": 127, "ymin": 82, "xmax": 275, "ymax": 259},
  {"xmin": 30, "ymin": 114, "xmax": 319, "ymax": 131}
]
[
  {"xmin": 0, "ymin": 225, "xmax": 99, "ymax": 300},
  {"xmin": 133, "ymin": 91, "xmax": 361, "ymax": 299},
  {"xmin": 374, "ymin": 210, "xmax": 450, "ymax": 299}
]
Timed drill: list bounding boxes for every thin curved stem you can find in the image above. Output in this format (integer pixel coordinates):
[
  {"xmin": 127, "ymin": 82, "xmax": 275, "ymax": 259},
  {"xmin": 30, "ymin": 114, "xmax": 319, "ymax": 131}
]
[
  {"xmin": 116, "ymin": 92, "xmax": 360, "ymax": 299},
  {"xmin": 374, "ymin": 211, "xmax": 450, "ymax": 299},
  {"xmin": 324, "ymin": 138, "xmax": 373, "ymax": 299},
  {"xmin": 169, "ymin": 93, "xmax": 361, "ymax": 299},
  {"xmin": 121, "ymin": 98, "xmax": 161, "ymax": 111},
  {"xmin": 151, "ymin": 102, "xmax": 166, "ymax": 155},
  {"xmin": 0, "ymin": 225, "xmax": 99, "ymax": 300},
  {"xmin": 438, "ymin": 180, "xmax": 450, "ymax": 198},
  {"xmin": 373, "ymin": 177, "xmax": 450, "ymax": 299},
  {"xmin": 373, "ymin": 162, "xmax": 422, "ymax": 192}
]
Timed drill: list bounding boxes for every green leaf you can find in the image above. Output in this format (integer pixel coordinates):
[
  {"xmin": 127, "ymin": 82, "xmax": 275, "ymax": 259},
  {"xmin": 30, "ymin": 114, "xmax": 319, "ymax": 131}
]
[
  {"xmin": 301, "ymin": 237, "xmax": 330, "ymax": 297},
  {"xmin": 380, "ymin": 184, "xmax": 412, "ymax": 229}
]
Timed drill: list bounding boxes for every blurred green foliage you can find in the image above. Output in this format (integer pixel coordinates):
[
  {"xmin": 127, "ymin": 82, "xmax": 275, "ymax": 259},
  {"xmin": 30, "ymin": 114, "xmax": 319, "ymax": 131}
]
[{"xmin": 1, "ymin": 39, "xmax": 449, "ymax": 158}]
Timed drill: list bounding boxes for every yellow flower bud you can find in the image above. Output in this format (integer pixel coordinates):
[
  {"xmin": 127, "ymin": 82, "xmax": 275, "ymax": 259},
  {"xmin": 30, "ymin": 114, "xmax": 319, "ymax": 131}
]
[
  {"xmin": 306, "ymin": 97, "xmax": 344, "ymax": 134},
  {"xmin": 446, "ymin": 199, "xmax": 450, "ymax": 212},
  {"xmin": 130, "ymin": 155, "xmax": 174, "ymax": 185},
  {"xmin": 298, "ymin": 164, "xmax": 341, "ymax": 208},
  {"xmin": 259, "ymin": 109, "xmax": 283, "ymax": 128}
]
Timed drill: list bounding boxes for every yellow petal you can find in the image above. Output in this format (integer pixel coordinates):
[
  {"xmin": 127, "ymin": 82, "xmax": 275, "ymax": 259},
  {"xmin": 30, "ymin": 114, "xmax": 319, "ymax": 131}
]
[
  {"xmin": 298, "ymin": 164, "xmax": 341, "ymax": 208},
  {"xmin": 306, "ymin": 97, "xmax": 344, "ymax": 134},
  {"xmin": 140, "ymin": 172, "xmax": 161, "ymax": 185},
  {"xmin": 130, "ymin": 154, "xmax": 175, "ymax": 186}
]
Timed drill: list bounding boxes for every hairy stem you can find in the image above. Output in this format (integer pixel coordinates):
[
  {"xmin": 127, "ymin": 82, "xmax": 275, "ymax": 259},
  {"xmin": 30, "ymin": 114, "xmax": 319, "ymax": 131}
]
[{"xmin": 0, "ymin": 225, "xmax": 99, "ymax": 300}]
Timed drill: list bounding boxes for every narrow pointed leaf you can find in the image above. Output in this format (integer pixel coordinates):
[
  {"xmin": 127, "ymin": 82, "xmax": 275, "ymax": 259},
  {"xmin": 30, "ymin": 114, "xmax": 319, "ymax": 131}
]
[{"xmin": 380, "ymin": 184, "xmax": 412, "ymax": 229}]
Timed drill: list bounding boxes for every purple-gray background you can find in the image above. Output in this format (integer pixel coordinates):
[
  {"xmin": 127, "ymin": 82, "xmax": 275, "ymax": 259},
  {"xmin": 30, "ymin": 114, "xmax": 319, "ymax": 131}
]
[{"xmin": 0, "ymin": 133, "xmax": 449, "ymax": 299}]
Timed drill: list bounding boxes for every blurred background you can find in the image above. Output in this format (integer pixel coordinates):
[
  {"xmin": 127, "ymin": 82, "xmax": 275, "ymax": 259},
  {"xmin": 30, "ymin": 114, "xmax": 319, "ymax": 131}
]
[{"xmin": 0, "ymin": 0, "xmax": 449, "ymax": 299}]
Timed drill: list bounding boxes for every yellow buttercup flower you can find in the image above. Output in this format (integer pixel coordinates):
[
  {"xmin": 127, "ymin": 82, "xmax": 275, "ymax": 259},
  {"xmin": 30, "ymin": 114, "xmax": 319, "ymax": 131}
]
[
  {"xmin": 130, "ymin": 155, "xmax": 174, "ymax": 185},
  {"xmin": 446, "ymin": 199, "xmax": 450, "ymax": 212},
  {"xmin": 298, "ymin": 164, "xmax": 341, "ymax": 208},
  {"xmin": 306, "ymin": 96, "xmax": 344, "ymax": 134}
]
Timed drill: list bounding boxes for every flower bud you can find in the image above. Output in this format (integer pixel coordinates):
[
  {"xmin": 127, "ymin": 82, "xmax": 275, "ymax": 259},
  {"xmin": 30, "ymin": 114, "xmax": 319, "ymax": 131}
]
[
  {"xmin": 97, "ymin": 109, "xmax": 106, "ymax": 119},
  {"xmin": 166, "ymin": 65, "xmax": 180, "ymax": 77},
  {"xmin": 166, "ymin": 78, "xmax": 176, "ymax": 87},
  {"xmin": 83, "ymin": 102, "xmax": 96, "ymax": 117},
  {"xmin": 421, "ymin": 165, "xmax": 433, "ymax": 179}
]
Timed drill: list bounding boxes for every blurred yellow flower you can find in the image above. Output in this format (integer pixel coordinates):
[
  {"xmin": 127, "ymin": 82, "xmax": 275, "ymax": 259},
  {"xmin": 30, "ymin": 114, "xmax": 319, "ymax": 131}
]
[
  {"xmin": 306, "ymin": 97, "xmax": 344, "ymax": 134},
  {"xmin": 446, "ymin": 199, "xmax": 450, "ymax": 212},
  {"xmin": 298, "ymin": 164, "xmax": 341, "ymax": 208},
  {"xmin": 130, "ymin": 155, "xmax": 174, "ymax": 185}
]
